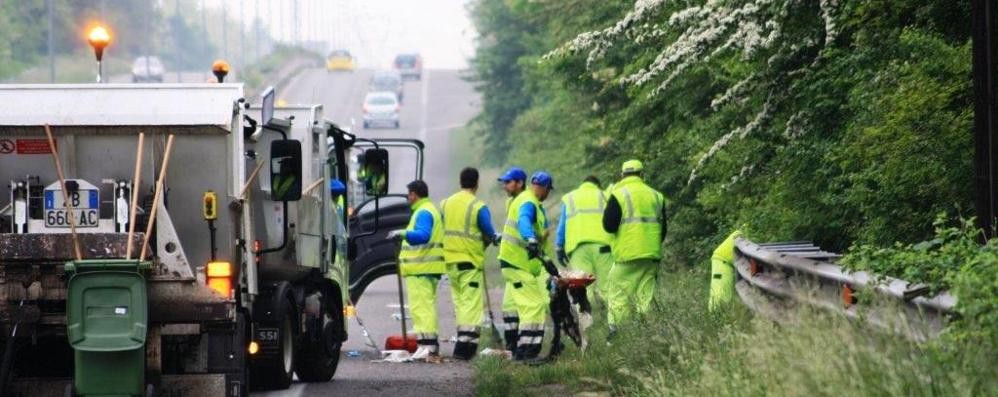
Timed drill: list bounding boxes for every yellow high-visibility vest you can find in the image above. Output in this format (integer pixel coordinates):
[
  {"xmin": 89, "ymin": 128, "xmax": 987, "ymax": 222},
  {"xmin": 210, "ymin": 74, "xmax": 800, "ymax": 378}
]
[
  {"xmin": 497, "ymin": 190, "xmax": 545, "ymax": 274},
  {"xmin": 610, "ymin": 176, "xmax": 665, "ymax": 262},
  {"xmin": 561, "ymin": 182, "xmax": 612, "ymax": 254},
  {"xmin": 440, "ymin": 190, "xmax": 486, "ymax": 267},
  {"xmin": 398, "ymin": 198, "xmax": 446, "ymax": 275}
]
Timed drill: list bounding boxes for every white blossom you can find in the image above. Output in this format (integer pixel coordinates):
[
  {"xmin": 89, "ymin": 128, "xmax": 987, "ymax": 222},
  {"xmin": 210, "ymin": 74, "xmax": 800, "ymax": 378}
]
[
  {"xmin": 547, "ymin": 0, "xmax": 843, "ymax": 185},
  {"xmin": 688, "ymin": 98, "xmax": 773, "ymax": 186}
]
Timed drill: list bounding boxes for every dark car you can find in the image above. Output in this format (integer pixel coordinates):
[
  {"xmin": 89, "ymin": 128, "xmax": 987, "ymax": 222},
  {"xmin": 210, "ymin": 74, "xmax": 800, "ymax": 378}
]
[{"xmin": 393, "ymin": 53, "xmax": 422, "ymax": 81}]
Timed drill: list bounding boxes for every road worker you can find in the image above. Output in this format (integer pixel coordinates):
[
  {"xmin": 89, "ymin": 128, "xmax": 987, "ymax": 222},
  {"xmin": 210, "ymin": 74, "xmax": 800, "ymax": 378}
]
[
  {"xmin": 440, "ymin": 167, "xmax": 500, "ymax": 360},
  {"xmin": 554, "ymin": 175, "xmax": 613, "ymax": 332},
  {"xmin": 496, "ymin": 167, "xmax": 527, "ymax": 352},
  {"xmin": 603, "ymin": 160, "xmax": 667, "ymax": 336},
  {"xmin": 498, "ymin": 170, "xmax": 558, "ymax": 360},
  {"xmin": 329, "ymin": 179, "xmax": 347, "ymax": 217},
  {"xmin": 387, "ymin": 180, "xmax": 446, "ymax": 362},
  {"xmin": 709, "ymin": 229, "xmax": 743, "ymax": 312}
]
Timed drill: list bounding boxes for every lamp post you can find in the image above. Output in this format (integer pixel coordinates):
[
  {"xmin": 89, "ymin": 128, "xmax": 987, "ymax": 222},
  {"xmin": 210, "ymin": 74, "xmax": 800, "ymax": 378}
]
[{"xmin": 87, "ymin": 25, "xmax": 111, "ymax": 83}]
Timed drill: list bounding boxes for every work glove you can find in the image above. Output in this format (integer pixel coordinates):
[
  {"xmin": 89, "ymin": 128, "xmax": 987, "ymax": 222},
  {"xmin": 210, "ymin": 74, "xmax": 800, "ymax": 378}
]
[
  {"xmin": 386, "ymin": 229, "xmax": 406, "ymax": 241},
  {"xmin": 556, "ymin": 248, "xmax": 569, "ymax": 267},
  {"xmin": 526, "ymin": 238, "xmax": 541, "ymax": 260},
  {"xmin": 492, "ymin": 234, "xmax": 502, "ymax": 246}
]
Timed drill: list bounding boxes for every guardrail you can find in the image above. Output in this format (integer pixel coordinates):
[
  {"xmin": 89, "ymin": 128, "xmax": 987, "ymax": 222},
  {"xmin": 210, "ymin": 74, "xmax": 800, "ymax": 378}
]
[{"xmin": 733, "ymin": 238, "xmax": 956, "ymax": 341}]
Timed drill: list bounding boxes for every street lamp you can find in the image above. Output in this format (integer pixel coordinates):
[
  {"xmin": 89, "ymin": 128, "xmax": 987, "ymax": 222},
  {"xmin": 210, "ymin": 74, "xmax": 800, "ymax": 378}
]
[{"xmin": 87, "ymin": 25, "xmax": 111, "ymax": 83}]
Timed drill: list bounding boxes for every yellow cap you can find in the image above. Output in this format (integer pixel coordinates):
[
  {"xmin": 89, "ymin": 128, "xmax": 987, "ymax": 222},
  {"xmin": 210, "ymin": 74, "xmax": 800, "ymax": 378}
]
[{"xmin": 622, "ymin": 159, "xmax": 643, "ymax": 173}]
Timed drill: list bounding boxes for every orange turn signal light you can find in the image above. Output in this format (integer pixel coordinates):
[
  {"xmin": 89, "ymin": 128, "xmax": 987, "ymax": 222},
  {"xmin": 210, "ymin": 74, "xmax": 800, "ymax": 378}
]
[
  {"xmin": 206, "ymin": 261, "xmax": 233, "ymax": 298},
  {"xmin": 207, "ymin": 261, "xmax": 233, "ymax": 277},
  {"xmin": 248, "ymin": 341, "xmax": 260, "ymax": 355}
]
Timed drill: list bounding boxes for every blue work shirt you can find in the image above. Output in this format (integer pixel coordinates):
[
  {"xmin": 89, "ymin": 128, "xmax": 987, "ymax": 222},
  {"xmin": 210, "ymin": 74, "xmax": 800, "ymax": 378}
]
[
  {"xmin": 517, "ymin": 201, "xmax": 547, "ymax": 241},
  {"xmin": 555, "ymin": 203, "xmax": 567, "ymax": 249},
  {"xmin": 404, "ymin": 210, "xmax": 434, "ymax": 245},
  {"xmin": 478, "ymin": 205, "xmax": 498, "ymax": 239}
]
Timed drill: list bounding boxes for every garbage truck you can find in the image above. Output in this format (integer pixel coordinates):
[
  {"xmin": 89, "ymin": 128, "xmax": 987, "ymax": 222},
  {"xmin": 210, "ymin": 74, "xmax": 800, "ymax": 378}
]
[{"xmin": 0, "ymin": 83, "xmax": 420, "ymax": 396}]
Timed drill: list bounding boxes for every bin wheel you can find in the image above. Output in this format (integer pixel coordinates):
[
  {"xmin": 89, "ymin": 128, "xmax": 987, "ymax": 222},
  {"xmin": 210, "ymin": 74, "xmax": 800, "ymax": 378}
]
[{"xmin": 250, "ymin": 297, "xmax": 296, "ymax": 390}]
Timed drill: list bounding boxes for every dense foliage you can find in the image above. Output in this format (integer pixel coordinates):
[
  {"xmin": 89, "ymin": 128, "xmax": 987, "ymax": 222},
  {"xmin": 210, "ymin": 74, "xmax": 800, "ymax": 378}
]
[
  {"xmin": 845, "ymin": 217, "xmax": 998, "ymax": 341},
  {"xmin": 468, "ymin": 0, "xmax": 974, "ymax": 264}
]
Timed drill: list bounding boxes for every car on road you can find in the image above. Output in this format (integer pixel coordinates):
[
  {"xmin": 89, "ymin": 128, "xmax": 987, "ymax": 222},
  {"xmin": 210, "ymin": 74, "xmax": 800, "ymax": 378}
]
[
  {"xmin": 326, "ymin": 49, "xmax": 355, "ymax": 72},
  {"xmin": 362, "ymin": 91, "xmax": 400, "ymax": 129},
  {"xmin": 131, "ymin": 56, "xmax": 164, "ymax": 82},
  {"xmin": 369, "ymin": 70, "xmax": 404, "ymax": 103},
  {"xmin": 394, "ymin": 53, "xmax": 422, "ymax": 81}
]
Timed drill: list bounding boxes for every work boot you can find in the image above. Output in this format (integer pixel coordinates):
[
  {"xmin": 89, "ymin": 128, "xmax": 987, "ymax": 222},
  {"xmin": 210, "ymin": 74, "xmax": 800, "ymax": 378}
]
[{"xmin": 513, "ymin": 343, "xmax": 543, "ymax": 361}]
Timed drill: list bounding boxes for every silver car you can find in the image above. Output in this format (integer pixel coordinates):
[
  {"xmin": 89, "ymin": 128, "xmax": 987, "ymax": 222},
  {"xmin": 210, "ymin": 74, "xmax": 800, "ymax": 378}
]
[
  {"xmin": 369, "ymin": 70, "xmax": 404, "ymax": 103},
  {"xmin": 131, "ymin": 56, "xmax": 164, "ymax": 83},
  {"xmin": 362, "ymin": 92, "xmax": 400, "ymax": 129}
]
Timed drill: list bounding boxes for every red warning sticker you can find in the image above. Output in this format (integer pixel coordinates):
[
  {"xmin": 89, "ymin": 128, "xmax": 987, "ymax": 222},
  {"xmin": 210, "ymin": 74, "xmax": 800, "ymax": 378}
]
[{"xmin": 16, "ymin": 139, "xmax": 54, "ymax": 154}]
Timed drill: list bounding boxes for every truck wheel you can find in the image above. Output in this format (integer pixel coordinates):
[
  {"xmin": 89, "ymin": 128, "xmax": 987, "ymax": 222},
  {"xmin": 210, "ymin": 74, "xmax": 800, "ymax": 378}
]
[
  {"xmin": 294, "ymin": 298, "xmax": 342, "ymax": 382},
  {"xmin": 250, "ymin": 297, "xmax": 296, "ymax": 390}
]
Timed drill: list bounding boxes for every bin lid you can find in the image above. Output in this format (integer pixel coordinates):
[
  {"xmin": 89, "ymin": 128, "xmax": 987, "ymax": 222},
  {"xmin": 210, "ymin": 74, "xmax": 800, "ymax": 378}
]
[{"xmin": 67, "ymin": 271, "xmax": 148, "ymax": 352}]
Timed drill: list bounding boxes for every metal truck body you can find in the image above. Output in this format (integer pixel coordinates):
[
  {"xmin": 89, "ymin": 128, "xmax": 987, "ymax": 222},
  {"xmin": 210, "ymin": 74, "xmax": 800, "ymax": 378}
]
[{"xmin": 0, "ymin": 83, "xmax": 357, "ymax": 396}]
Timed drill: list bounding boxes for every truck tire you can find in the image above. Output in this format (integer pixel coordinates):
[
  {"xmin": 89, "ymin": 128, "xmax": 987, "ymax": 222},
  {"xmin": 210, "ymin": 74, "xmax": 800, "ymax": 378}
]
[
  {"xmin": 250, "ymin": 297, "xmax": 296, "ymax": 390},
  {"xmin": 294, "ymin": 294, "xmax": 342, "ymax": 382}
]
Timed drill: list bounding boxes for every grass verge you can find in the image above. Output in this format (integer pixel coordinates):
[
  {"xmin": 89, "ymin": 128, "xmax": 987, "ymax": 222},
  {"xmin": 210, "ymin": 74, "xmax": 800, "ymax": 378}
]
[{"xmin": 474, "ymin": 267, "xmax": 997, "ymax": 397}]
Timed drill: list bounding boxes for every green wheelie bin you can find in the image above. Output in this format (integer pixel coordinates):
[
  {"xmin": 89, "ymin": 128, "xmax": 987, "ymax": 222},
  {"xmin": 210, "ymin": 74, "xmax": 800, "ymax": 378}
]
[{"xmin": 65, "ymin": 259, "xmax": 150, "ymax": 397}]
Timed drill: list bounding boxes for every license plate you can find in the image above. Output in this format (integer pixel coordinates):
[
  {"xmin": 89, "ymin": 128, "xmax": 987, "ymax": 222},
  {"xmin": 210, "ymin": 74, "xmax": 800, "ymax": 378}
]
[
  {"xmin": 256, "ymin": 327, "xmax": 280, "ymax": 342},
  {"xmin": 44, "ymin": 189, "xmax": 99, "ymax": 228}
]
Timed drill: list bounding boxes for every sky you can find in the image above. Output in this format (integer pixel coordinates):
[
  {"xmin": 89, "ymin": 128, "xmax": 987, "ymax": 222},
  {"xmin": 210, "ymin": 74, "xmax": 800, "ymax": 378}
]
[{"xmin": 202, "ymin": 0, "xmax": 476, "ymax": 69}]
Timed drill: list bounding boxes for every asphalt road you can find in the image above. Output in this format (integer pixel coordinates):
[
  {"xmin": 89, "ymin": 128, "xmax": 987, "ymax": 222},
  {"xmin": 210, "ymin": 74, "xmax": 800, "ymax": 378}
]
[{"xmin": 253, "ymin": 68, "xmax": 484, "ymax": 397}]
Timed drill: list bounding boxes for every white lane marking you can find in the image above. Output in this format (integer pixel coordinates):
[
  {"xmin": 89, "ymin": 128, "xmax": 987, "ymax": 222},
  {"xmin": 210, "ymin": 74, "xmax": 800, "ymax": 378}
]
[{"xmin": 419, "ymin": 70, "xmax": 431, "ymax": 142}]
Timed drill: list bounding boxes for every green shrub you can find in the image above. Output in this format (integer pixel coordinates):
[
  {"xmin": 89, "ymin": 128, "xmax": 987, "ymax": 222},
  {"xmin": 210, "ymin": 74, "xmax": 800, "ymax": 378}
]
[{"xmin": 845, "ymin": 217, "xmax": 998, "ymax": 342}]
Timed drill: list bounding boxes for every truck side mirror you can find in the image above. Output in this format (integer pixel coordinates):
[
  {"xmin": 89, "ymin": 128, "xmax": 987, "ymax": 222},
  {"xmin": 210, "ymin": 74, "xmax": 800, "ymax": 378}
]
[
  {"xmin": 270, "ymin": 139, "xmax": 303, "ymax": 201},
  {"xmin": 362, "ymin": 148, "xmax": 389, "ymax": 197}
]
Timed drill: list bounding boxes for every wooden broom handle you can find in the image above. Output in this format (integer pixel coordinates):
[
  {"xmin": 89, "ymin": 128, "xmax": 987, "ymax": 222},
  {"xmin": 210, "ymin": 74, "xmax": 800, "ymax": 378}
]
[
  {"xmin": 43, "ymin": 125, "xmax": 82, "ymax": 261},
  {"xmin": 140, "ymin": 135, "xmax": 176, "ymax": 260},
  {"xmin": 126, "ymin": 132, "xmax": 145, "ymax": 260}
]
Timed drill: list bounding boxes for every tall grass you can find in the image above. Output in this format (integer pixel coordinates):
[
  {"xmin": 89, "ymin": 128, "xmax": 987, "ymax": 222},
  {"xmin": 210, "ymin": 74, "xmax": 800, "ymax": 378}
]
[{"xmin": 474, "ymin": 268, "xmax": 997, "ymax": 396}]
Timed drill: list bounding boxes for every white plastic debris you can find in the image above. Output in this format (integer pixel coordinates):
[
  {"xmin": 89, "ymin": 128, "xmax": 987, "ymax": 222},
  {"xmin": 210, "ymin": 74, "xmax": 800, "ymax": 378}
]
[
  {"xmin": 479, "ymin": 348, "xmax": 512, "ymax": 359},
  {"xmin": 373, "ymin": 349, "xmax": 413, "ymax": 363}
]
